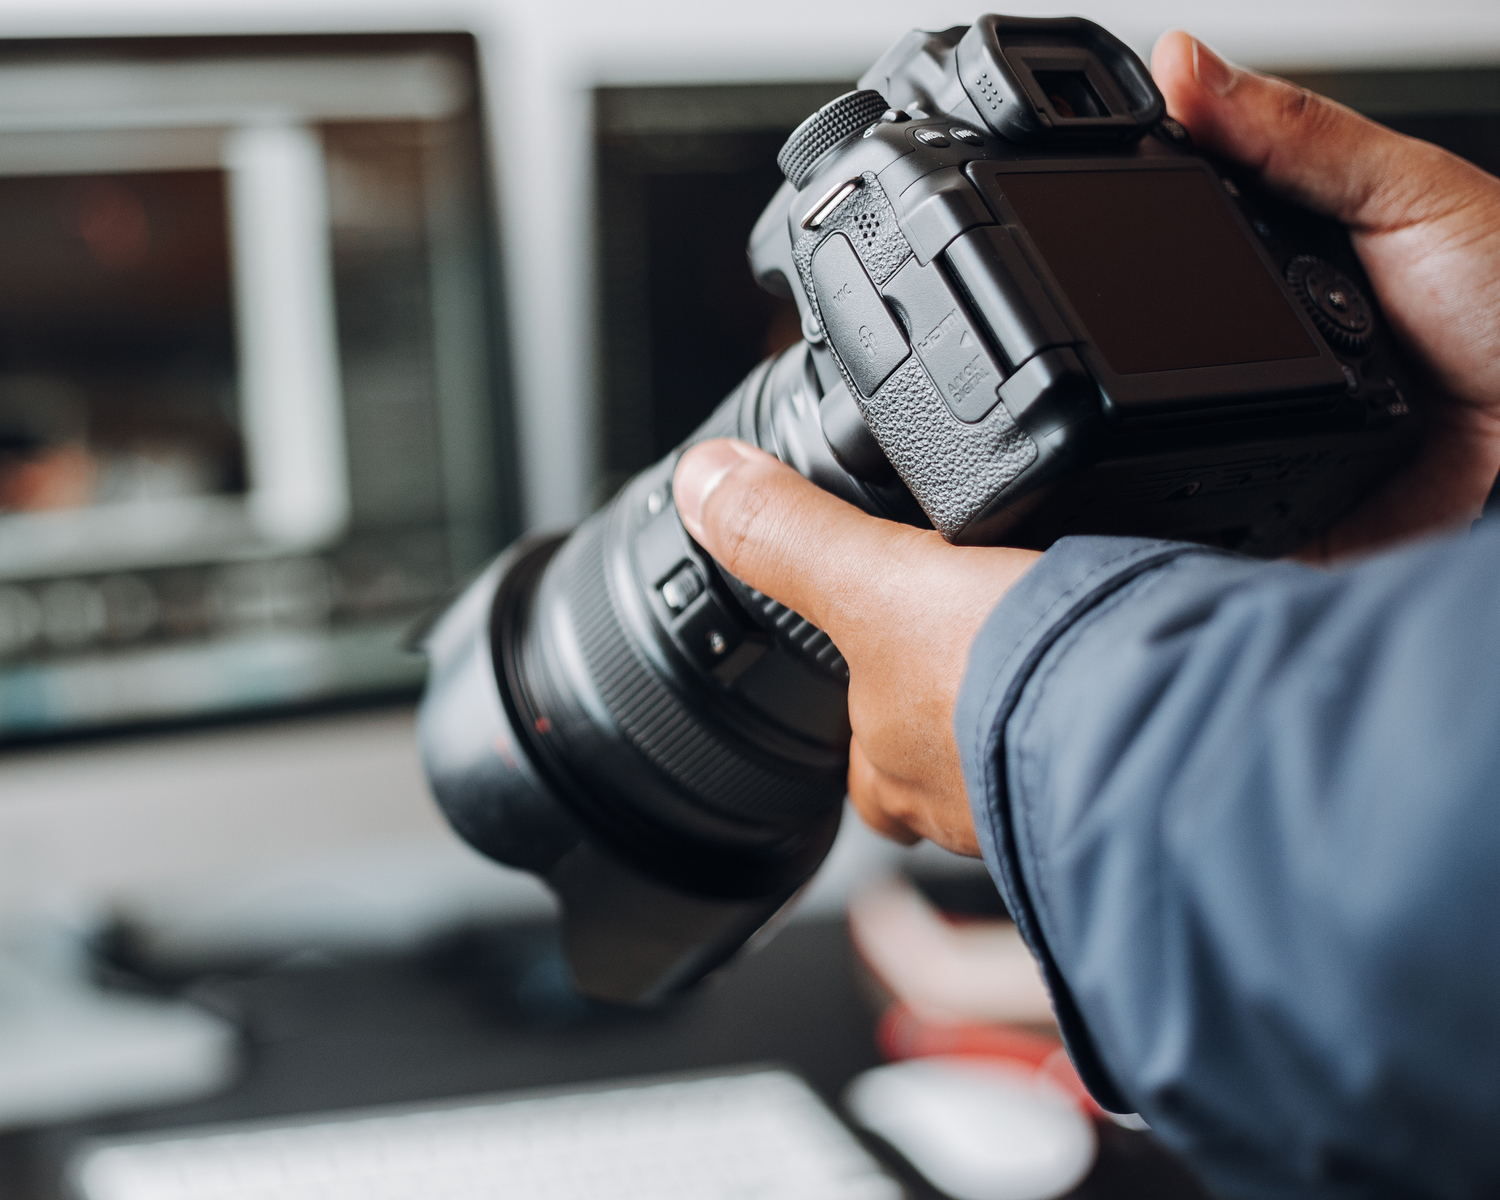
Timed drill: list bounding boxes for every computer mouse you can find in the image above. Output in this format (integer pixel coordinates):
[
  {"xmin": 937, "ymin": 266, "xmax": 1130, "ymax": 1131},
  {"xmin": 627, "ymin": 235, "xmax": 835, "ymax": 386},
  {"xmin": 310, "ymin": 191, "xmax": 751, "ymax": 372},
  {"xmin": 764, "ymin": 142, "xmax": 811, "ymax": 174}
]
[{"xmin": 844, "ymin": 1057, "xmax": 1097, "ymax": 1200}]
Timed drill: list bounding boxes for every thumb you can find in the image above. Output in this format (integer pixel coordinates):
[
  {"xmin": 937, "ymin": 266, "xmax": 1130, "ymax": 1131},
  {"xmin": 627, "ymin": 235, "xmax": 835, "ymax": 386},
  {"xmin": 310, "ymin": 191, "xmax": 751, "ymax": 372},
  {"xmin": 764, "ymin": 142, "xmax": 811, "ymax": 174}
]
[
  {"xmin": 1150, "ymin": 29, "xmax": 1468, "ymax": 233},
  {"xmin": 672, "ymin": 438, "xmax": 919, "ymax": 644}
]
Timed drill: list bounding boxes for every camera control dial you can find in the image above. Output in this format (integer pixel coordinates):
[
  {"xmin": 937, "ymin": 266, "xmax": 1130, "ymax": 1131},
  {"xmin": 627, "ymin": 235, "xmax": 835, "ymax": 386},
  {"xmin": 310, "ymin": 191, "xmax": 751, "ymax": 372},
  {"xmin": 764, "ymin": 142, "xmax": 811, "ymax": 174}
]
[
  {"xmin": 1286, "ymin": 255, "xmax": 1374, "ymax": 354},
  {"xmin": 778, "ymin": 89, "xmax": 889, "ymax": 189}
]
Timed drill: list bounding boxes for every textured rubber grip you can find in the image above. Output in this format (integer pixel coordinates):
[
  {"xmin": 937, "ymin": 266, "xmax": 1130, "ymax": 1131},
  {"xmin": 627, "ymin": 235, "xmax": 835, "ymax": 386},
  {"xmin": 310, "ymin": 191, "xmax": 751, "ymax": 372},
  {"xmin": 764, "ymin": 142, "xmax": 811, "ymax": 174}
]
[
  {"xmin": 777, "ymin": 89, "xmax": 888, "ymax": 189},
  {"xmin": 791, "ymin": 173, "xmax": 1039, "ymax": 539}
]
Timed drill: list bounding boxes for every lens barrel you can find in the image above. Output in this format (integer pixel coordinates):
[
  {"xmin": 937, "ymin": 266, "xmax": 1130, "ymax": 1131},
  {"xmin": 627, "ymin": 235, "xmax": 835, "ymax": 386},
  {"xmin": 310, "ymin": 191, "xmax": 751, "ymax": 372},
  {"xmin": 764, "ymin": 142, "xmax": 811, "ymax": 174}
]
[{"xmin": 418, "ymin": 342, "xmax": 890, "ymax": 1004}]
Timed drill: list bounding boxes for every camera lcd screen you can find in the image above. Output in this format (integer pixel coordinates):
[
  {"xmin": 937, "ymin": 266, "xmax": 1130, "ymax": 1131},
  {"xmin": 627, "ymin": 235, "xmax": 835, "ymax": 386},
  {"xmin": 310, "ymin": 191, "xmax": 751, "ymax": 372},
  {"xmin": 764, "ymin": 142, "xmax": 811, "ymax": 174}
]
[{"xmin": 996, "ymin": 168, "xmax": 1318, "ymax": 375}]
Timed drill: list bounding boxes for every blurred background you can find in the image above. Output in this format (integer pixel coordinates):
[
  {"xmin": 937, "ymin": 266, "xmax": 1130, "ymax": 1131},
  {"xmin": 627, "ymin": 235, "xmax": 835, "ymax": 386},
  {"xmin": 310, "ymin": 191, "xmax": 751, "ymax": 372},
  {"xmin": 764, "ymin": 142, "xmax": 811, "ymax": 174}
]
[{"xmin": 0, "ymin": 1, "xmax": 1495, "ymax": 1196}]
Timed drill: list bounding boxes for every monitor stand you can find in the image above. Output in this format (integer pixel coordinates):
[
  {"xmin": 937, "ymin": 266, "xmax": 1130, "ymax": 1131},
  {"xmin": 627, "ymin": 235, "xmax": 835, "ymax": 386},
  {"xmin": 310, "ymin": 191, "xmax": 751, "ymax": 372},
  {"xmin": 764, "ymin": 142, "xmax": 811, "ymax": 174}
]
[{"xmin": 0, "ymin": 912, "xmax": 238, "ymax": 1128}]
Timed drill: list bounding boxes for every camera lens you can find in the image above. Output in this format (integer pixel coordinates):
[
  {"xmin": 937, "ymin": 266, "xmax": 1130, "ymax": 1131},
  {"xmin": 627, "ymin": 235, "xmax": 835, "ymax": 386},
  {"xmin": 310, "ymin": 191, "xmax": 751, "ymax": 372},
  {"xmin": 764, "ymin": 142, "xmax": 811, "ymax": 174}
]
[
  {"xmin": 1034, "ymin": 70, "xmax": 1108, "ymax": 120},
  {"xmin": 418, "ymin": 343, "xmax": 916, "ymax": 1003}
]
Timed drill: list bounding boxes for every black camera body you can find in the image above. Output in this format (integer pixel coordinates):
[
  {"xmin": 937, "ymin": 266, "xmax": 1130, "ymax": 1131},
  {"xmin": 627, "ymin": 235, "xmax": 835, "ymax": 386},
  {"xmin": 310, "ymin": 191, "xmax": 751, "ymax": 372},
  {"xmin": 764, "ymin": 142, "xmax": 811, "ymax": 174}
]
[
  {"xmin": 756, "ymin": 15, "xmax": 1414, "ymax": 555},
  {"xmin": 417, "ymin": 16, "xmax": 1418, "ymax": 1011}
]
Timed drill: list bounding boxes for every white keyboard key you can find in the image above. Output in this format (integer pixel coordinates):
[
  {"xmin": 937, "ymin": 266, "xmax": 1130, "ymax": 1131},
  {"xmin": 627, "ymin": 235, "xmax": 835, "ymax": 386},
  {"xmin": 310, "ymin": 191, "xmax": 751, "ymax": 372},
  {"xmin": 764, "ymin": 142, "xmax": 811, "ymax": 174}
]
[{"xmin": 74, "ymin": 1069, "xmax": 902, "ymax": 1200}]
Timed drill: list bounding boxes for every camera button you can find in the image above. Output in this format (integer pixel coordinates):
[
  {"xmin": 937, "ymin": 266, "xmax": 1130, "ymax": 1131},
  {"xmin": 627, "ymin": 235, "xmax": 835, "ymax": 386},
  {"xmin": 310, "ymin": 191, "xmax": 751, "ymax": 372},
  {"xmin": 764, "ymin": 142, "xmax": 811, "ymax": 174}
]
[
  {"xmin": 1287, "ymin": 256, "xmax": 1374, "ymax": 354},
  {"xmin": 1153, "ymin": 117, "xmax": 1193, "ymax": 149},
  {"xmin": 659, "ymin": 563, "xmax": 704, "ymax": 614},
  {"xmin": 948, "ymin": 126, "xmax": 984, "ymax": 145},
  {"xmin": 913, "ymin": 128, "xmax": 951, "ymax": 148}
]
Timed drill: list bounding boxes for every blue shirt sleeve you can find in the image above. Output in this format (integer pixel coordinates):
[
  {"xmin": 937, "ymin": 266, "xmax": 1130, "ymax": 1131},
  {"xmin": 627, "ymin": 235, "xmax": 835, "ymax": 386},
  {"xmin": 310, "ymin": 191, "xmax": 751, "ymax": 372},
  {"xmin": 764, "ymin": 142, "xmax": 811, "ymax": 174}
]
[{"xmin": 955, "ymin": 526, "xmax": 1500, "ymax": 1199}]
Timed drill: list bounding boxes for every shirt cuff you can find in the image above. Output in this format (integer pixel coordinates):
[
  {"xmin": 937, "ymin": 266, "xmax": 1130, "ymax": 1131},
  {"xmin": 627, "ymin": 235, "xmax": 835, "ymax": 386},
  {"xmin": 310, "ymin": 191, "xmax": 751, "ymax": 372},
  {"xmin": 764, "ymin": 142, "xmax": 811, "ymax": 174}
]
[{"xmin": 954, "ymin": 535, "xmax": 1224, "ymax": 1112}]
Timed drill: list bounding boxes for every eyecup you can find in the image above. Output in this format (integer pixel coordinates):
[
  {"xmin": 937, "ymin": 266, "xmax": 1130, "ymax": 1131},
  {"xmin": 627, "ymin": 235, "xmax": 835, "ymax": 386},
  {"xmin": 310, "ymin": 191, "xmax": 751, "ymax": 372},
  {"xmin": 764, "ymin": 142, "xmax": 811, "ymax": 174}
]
[{"xmin": 956, "ymin": 14, "xmax": 1164, "ymax": 144}]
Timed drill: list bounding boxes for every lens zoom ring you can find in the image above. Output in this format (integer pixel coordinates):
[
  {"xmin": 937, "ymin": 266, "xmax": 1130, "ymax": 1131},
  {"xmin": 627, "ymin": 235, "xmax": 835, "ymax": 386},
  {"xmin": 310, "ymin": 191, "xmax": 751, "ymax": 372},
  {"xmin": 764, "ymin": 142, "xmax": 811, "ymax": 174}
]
[{"xmin": 565, "ymin": 520, "xmax": 839, "ymax": 825}]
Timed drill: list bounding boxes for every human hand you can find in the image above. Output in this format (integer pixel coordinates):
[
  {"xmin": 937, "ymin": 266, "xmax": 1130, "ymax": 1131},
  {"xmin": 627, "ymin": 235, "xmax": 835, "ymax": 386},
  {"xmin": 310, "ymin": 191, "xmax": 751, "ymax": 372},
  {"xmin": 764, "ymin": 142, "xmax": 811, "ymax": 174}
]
[
  {"xmin": 669, "ymin": 43, "xmax": 1500, "ymax": 848},
  {"xmin": 672, "ymin": 439, "xmax": 1039, "ymax": 854},
  {"xmin": 1152, "ymin": 31, "xmax": 1500, "ymax": 561}
]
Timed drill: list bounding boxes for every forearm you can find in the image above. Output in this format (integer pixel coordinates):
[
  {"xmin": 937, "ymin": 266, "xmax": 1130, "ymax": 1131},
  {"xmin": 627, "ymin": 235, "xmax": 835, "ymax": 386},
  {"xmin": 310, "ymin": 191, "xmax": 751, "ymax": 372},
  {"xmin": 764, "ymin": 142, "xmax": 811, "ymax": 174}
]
[{"xmin": 958, "ymin": 526, "xmax": 1500, "ymax": 1198}]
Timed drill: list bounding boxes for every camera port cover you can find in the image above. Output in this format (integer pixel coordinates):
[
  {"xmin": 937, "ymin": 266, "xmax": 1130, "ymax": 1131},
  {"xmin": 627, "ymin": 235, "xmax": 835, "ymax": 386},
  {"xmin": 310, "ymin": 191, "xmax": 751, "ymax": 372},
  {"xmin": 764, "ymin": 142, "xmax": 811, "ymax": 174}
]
[{"xmin": 810, "ymin": 232, "xmax": 911, "ymax": 397}]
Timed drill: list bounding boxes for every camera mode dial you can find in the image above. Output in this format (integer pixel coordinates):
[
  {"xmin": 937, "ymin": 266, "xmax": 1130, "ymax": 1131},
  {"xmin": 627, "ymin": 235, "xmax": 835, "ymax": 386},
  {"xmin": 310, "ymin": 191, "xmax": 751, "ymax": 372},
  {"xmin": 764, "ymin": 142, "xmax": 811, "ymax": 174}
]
[
  {"xmin": 778, "ymin": 89, "xmax": 889, "ymax": 189},
  {"xmin": 1286, "ymin": 255, "xmax": 1374, "ymax": 354}
]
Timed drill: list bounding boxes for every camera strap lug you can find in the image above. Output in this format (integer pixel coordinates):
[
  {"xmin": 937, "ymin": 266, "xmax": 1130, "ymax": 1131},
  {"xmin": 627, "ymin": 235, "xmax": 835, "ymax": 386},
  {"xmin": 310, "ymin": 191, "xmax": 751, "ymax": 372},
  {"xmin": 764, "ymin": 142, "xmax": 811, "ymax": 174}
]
[{"xmin": 801, "ymin": 177, "xmax": 862, "ymax": 230}]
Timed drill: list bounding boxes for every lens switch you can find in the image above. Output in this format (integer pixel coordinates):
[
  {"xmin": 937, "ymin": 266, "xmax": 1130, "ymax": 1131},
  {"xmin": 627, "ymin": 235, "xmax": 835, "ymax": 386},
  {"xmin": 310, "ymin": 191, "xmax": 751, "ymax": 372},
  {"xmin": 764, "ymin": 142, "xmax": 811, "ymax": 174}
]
[{"xmin": 660, "ymin": 563, "xmax": 704, "ymax": 613}]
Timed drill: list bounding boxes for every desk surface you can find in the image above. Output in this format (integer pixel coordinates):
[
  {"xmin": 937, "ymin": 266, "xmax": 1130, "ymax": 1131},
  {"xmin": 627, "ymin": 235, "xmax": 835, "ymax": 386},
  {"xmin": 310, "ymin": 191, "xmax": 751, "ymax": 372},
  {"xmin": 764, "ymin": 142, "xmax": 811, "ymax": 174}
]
[{"xmin": 0, "ymin": 915, "xmax": 1209, "ymax": 1200}]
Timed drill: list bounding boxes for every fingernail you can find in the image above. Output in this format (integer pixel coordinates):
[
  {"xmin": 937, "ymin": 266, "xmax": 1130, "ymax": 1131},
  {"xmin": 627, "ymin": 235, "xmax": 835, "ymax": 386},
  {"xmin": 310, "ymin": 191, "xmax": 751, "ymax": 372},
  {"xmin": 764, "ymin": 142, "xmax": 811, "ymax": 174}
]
[
  {"xmin": 1192, "ymin": 38, "xmax": 1239, "ymax": 97},
  {"xmin": 673, "ymin": 439, "xmax": 751, "ymax": 538}
]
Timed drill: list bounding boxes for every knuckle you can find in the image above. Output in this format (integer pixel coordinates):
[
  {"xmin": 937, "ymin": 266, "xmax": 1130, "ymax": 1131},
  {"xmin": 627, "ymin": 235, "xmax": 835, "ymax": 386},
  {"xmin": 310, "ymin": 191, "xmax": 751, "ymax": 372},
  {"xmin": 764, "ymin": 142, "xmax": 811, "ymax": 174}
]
[
  {"xmin": 1277, "ymin": 84, "xmax": 1338, "ymax": 141},
  {"xmin": 1278, "ymin": 85, "xmax": 1313, "ymax": 124},
  {"xmin": 710, "ymin": 473, "xmax": 777, "ymax": 577}
]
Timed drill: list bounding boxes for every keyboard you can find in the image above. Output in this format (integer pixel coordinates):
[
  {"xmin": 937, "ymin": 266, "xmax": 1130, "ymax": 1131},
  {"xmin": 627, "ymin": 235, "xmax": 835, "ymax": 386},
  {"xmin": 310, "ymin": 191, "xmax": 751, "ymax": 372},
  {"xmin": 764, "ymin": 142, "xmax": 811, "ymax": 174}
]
[{"xmin": 72, "ymin": 1067, "xmax": 904, "ymax": 1200}]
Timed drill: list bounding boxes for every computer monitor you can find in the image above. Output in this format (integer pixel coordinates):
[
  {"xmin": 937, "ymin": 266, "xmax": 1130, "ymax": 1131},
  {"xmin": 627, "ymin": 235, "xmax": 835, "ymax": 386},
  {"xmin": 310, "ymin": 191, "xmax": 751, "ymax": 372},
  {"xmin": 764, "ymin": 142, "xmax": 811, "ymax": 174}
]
[
  {"xmin": 0, "ymin": 31, "xmax": 525, "ymax": 1125},
  {"xmin": 591, "ymin": 81, "xmax": 849, "ymax": 502},
  {"xmin": 0, "ymin": 32, "xmax": 516, "ymax": 740}
]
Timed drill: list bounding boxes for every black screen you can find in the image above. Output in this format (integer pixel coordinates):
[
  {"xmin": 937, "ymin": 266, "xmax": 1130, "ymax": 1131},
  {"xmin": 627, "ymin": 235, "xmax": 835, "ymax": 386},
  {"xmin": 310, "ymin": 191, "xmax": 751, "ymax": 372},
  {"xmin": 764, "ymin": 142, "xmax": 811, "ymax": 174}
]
[
  {"xmin": 995, "ymin": 168, "xmax": 1318, "ymax": 375},
  {"xmin": 593, "ymin": 81, "xmax": 849, "ymax": 502},
  {"xmin": 0, "ymin": 169, "xmax": 244, "ymax": 514},
  {"xmin": 0, "ymin": 34, "xmax": 513, "ymax": 739}
]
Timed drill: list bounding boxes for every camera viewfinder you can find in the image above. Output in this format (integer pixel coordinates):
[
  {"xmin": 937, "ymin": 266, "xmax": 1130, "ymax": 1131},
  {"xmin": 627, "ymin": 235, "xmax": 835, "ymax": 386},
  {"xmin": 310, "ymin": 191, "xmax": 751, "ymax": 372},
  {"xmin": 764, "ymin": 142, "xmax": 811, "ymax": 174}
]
[
  {"xmin": 953, "ymin": 16, "xmax": 1164, "ymax": 144},
  {"xmin": 1033, "ymin": 69, "xmax": 1109, "ymax": 119}
]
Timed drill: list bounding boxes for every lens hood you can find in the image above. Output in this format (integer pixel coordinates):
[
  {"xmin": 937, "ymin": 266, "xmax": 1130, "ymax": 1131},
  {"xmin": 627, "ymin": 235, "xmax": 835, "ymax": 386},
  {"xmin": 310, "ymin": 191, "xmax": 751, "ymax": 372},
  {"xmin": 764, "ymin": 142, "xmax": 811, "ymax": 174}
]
[{"xmin": 417, "ymin": 534, "xmax": 841, "ymax": 1006}]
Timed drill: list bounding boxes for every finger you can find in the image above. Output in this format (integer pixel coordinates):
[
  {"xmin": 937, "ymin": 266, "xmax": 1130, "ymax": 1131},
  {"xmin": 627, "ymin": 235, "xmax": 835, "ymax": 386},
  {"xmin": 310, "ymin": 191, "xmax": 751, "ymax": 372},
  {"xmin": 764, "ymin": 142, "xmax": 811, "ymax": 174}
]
[
  {"xmin": 673, "ymin": 438, "xmax": 924, "ymax": 644},
  {"xmin": 847, "ymin": 738, "xmax": 921, "ymax": 846},
  {"xmin": 1295, "ymin": 411, "xmax": 1500, "ymax": 562},
  {"xmin": 1150, "ymin": 30, "xmax": 1478, "ymax": 233}
]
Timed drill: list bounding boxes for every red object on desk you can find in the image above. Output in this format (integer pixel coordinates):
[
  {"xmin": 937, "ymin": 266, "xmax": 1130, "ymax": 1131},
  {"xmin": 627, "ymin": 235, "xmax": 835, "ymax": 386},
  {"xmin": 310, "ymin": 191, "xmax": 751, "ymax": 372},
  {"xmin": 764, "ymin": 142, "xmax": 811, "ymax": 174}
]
[{"xmin": 877, "ymin": 1003, "xmax": 1105, "ymax": 1117}]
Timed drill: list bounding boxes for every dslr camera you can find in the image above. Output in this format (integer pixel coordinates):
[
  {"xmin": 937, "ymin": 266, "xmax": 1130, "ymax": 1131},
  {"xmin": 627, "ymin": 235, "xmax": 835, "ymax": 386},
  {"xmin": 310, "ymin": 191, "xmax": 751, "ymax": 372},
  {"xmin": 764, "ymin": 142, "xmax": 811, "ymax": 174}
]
[{"xmin": 418, "ymin": 16, "xmax": 1417, "ymax": 1004}]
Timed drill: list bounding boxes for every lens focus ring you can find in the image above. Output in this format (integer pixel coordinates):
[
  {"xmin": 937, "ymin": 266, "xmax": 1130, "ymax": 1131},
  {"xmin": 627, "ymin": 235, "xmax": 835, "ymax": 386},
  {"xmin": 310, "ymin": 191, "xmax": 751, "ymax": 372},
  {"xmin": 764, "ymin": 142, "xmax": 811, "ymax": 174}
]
[
  {"xmin": 778, "ymin": 89, "xmax": 889, "ymax": 189},
  {"xmin": 722, "ymin": 575, "xmax": 848, "ymax": 683},
  {"xmin": 561, "ymin": 518, "xmax": 842, "ymax": 826}
]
